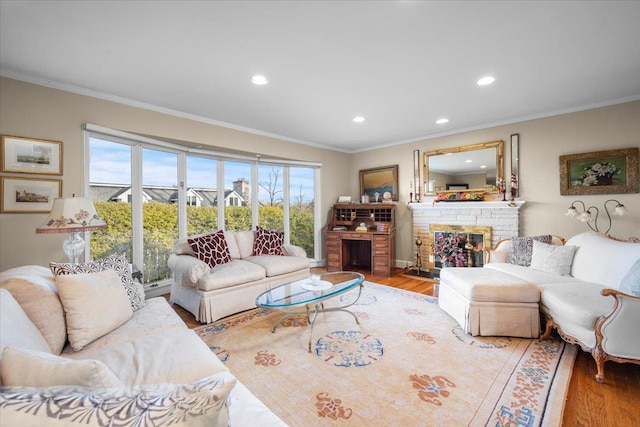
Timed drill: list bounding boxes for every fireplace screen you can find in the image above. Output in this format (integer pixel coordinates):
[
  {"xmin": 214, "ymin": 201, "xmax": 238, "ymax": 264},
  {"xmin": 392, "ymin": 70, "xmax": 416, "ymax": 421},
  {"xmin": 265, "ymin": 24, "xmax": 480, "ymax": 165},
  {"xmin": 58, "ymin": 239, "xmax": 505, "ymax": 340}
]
[{"xmin": 429, "ymin": 225, "xmax": 492, "ymax": 268}]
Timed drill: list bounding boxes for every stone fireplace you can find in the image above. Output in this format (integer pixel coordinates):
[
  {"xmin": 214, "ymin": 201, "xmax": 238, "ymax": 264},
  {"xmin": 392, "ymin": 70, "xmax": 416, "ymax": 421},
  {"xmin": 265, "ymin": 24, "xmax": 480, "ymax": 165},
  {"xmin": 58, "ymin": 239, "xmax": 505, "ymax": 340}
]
[
  {"xmin": 408, "ymin": 200, "xmax": 525, "ymax": 271},
  {"xmin": 430, "ymin": 224, "xmax": 491, "ymax": 268}
]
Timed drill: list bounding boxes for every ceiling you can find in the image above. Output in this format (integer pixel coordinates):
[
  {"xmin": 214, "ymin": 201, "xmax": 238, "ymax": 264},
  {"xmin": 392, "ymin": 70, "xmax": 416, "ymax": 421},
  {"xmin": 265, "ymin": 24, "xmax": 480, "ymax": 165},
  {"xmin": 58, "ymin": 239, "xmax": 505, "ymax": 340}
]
[{"xmin": 1, "ymin": 1, "xmax": 640, "ymax": 153}]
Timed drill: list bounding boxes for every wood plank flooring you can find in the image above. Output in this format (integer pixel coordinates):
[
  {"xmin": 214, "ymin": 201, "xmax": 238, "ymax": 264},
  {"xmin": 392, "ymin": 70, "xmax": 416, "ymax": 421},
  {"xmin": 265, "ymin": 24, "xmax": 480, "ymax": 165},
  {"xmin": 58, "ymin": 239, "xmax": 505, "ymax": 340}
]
[{"xmin": 166, "ymin": 267, "xmax": 640, "ymax": 427}]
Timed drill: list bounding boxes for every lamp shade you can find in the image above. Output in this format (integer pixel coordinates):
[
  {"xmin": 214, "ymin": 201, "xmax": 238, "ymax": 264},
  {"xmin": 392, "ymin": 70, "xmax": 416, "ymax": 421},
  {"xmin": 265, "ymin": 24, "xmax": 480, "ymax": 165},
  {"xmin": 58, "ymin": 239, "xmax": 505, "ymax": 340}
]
[{"xmin": 36, "ymin": 197, "xmax": 107, "ymax": 234}]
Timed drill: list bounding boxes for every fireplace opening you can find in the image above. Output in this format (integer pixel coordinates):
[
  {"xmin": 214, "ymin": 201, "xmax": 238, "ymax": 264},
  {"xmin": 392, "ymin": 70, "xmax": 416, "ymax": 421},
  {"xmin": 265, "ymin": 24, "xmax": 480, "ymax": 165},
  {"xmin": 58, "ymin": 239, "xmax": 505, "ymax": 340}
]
[{"xmin": 429, "ymin": 225, "xmax": 491, "ymax": 269}]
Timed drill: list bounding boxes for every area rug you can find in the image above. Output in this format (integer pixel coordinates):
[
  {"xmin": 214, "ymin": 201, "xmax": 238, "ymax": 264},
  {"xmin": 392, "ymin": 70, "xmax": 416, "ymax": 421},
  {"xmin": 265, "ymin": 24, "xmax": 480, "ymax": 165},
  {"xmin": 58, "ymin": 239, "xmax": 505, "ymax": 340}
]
[{"xmin": 194, "ymin": 282, "xmax": 577, "ymax": 427}]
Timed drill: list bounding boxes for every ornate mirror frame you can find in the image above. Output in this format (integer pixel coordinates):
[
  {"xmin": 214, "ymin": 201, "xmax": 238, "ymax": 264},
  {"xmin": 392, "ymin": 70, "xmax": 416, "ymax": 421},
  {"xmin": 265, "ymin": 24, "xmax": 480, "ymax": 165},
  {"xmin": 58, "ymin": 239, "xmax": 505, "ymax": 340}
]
[{"xmin": 422, "ymin": 140, "xmax": 504, "ymax": 195}]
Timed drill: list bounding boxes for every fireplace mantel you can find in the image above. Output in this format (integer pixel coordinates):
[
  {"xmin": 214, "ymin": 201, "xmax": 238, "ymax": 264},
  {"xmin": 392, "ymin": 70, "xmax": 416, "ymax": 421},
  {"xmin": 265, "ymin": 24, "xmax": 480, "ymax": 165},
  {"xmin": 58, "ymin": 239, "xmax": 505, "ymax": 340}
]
[{"xmin": 408, "ymin": 200, "xmax": 525, "ymax": 211}]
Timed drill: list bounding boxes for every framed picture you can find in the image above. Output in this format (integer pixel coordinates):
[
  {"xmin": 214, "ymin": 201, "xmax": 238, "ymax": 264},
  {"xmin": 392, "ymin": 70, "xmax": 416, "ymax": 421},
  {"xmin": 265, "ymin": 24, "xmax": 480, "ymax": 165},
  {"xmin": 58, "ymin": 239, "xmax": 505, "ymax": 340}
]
[
  {"xmin": 446, "ymin": 184, "xmax": 469, "ymax": 190},
  {"xmin": 359, "ymin": 165, "xmax": 399, "ymax": 201},
  {"xmin": 1, "ymin": 176, "xmax": 62, "ymax": 213},
  {"xmin": 1, "ymin": 135, "xmax": 63, "ymax": 175},
  {"xmin": 559, "ymin": 147, "xmax": 639, "ymax": 195}
]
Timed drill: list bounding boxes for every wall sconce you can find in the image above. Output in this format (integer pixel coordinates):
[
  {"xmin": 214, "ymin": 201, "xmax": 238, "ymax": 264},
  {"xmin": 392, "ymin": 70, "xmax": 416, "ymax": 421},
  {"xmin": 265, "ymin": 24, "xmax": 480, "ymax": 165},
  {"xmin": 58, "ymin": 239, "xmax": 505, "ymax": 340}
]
[{"xmin": 565, "ymin": 199, "xmax": 626, "ymax": 235}]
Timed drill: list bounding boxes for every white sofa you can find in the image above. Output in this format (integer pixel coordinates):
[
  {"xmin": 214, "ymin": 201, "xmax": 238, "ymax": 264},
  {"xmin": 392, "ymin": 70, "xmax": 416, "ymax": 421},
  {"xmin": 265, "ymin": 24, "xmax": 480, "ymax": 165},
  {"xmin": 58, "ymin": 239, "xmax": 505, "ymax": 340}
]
[
  {"xmin": 168, "ymin": 230, "xmax": 310, "ymax": 324},
  {"xmin": 483, "ymin": 231, "xmax": 640, "ymax": 383},
  {"xmin": 0, "ymin": 265, "xmax": 287, "ymax": 426}
]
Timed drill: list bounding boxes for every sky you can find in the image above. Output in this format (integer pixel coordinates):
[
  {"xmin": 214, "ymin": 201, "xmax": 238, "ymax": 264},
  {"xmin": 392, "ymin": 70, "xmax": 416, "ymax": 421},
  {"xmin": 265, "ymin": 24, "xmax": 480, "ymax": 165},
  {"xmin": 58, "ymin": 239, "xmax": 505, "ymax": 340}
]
[{"xmin": 89, "ymin": 137, "xmax": 314, "ymax": 202}]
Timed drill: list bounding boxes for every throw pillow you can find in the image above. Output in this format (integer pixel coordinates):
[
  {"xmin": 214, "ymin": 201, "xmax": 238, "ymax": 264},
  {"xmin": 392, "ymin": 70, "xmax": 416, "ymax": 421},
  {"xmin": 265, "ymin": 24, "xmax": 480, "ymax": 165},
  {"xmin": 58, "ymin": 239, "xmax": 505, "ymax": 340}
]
[
  {"xmin": 188, "ymin": 230, "xmax": 232, "ymax": 268},
  {"xmin": 55, "ymin": 269, "xmax": 133, "ymax": 351},
  {"xmin": 0, "ymin": 371, "xmax": 236, "ymax": 427},
  {"xmin": 0, "ymin": 347, "xmax": 122, "ymax": 387},
  {"xmin": 0, "ymin": 265, "xmax": 67, "ymax": 354},
  {"xmin": 252, "ymin": 226, "xmax": 284, "ymax": 256},
  {"xmin": 508, "ymin": 235, "xmax": 553, "ymax": 266},
  {"xmin": 619, "ymin": 258, "xmax": 640, "ymax": 296},
  {"xmin": 530, "ymin": 240, "xmax": 577, "ymax": 276},
  {"xmin": 50, "ymin": 252, "xmax": 145, "ymax": 311}
]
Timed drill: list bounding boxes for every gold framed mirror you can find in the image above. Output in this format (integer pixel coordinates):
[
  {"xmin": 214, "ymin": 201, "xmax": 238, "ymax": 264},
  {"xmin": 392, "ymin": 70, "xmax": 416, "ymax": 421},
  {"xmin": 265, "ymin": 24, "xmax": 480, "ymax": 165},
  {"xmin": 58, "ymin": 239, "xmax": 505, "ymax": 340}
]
[{"xmin": 422, "ymin": 140, "xmax": 504, "ymax": 194}]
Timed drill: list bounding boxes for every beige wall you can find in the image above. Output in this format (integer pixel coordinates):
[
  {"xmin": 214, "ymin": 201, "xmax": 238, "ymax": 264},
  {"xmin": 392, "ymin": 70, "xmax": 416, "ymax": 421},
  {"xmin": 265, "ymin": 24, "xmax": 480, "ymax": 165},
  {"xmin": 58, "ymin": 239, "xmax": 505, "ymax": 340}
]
[
  {"xmin": 1, "ymin": 77, "xmax": 639, "ymax": 271},
  {"xmin": 352, "ymin": 100, "xmax": 640, "ymax": 266},
  {"xmin": 0, "ymin": 77, "xmax": 351, "ymax": 270}
]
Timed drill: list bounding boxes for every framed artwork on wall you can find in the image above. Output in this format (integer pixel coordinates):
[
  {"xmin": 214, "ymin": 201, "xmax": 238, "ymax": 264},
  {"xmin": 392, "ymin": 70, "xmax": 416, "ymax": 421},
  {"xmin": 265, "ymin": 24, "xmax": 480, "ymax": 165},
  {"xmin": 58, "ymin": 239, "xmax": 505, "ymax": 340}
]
[
  {"xmin": 359, "ymin": 165, "xmax": 399, "ymax": 201},
  {"xmin": 559, "ymin": 147, "xmax": 639, "ymax": 195},
  {"xmin": 1, "ymin": 135, "xmax": 63, "ymax": 175},
  {"xmin": 1, "ymin": 176, "xmax": 62, "ymax": 213}
]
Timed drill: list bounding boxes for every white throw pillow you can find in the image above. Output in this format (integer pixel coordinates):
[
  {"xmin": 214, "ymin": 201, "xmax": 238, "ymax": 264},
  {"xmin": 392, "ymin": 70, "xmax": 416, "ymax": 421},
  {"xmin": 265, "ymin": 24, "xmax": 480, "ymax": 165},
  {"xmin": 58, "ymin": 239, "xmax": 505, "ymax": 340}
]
[
  {"xmin": 50, "ymin": 252, "xmax": 146, "ymax": 311},
  {"xmin": 55, "ymin": 269, "xmax": 133, "ymax": 351},
  {"xmin": 530, "ymin": 240, "xmax": 577, "ymax": 276},
  {"xmin": 0, "ymin": 347, "xmax": 122, "ymax": 387},
  {"xmin": 0, "ymin": 371, "xmax": 236, "ymax": 427}
]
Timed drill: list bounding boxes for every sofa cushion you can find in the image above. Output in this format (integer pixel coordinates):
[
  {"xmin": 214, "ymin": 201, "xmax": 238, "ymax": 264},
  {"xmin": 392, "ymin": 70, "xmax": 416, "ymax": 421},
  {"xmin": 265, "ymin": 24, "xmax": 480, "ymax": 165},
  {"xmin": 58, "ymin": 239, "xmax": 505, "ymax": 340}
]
[
  {"xmin": 234, "ymin": 230, "xmax": 255, "ymax": 258},
  {"xmin": 61, "ymin": 297, "xmax": 187, "ymax": 356},
  {"xmin": 66, "ymin": 328, "xmax": 229, "ymax": 386},
  {"xmin": 56, "ymin": 270, "xmax": 133, "ymax": 351},
  {"xmin": 0, "ymin": 347, "xmax": 122, "ymax": 387},
  {"xmin": 567, "ymin": 231, "xmax": 640, "ymax": 289},
  {"xmin": 440, "ymin": 267, "xmax": 539, "ymax": 303},
  {"xmin": 198, "ymin": 259, "xmax": 266, "ymax": 291},
  {"xmin": 0, "ymin": 289, "xmax": 51, "ymax": 376},
  {"xmin": 0, "ymin": 371, "xmax": 236, "ymax": 427},
  {"xmin": 50, "ymin": 252, "xmax": 146, "ymax": 311},
  {"xmin": 189, "ymin": 230, "xmax": 232, "ymax": 268},
  {"xmin": 530, "ymin": 241, "xmax": 577, "ymax": 276},
  {"xmin": 619, "ymin": 258, "xmax": 640, "ymax": 296},
  {"xmin": 485, "ymin": 263, "xmax": 584, "ymax": 287},
  {"xmin": 508, "ymin": 235, "xmax": 552, "ymax": 266},
  {"xmin": 224, "ymin": 231, "xmax": 242, "ymax": 259},
  {"xmin": 245, "ymin": 255, "xmax": 311, "ymax": 277},
  {"xmin": 0, "ymin": 265, "xmax": 67, "ymax": 354},
  {"xmin": 252, "ymin": 226, "xmax": 284, "ymax": 256},
  {"xmin": 541, "ymin": 281, "xmax": 615, "ymax": 330}
]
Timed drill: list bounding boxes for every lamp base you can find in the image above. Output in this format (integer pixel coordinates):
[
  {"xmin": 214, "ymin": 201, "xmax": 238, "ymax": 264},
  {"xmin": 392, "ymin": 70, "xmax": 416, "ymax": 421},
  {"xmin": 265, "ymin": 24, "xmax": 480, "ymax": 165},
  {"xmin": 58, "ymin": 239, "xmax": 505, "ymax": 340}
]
[{"xmin": 63, "ymin": 231, "xmax": 85, "ymax": 264}]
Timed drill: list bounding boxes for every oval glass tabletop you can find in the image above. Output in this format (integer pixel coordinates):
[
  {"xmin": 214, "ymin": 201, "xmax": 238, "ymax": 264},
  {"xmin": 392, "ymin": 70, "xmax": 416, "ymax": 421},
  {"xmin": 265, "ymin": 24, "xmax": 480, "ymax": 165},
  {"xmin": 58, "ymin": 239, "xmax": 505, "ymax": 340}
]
[{"xmin": 255, "ymin": 271, "xmax": 365, "ymax": 308}]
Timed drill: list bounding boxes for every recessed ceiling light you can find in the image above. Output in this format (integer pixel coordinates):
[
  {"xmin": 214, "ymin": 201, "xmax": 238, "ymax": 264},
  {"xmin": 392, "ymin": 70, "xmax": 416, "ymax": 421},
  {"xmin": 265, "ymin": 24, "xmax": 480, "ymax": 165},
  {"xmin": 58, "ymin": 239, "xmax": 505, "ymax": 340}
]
[
  {"xmin": 353, "ymin": 116, "xmax": 365, "ymax": 123},
  {"xmin": 477, "ymin": 76, "xmax": 495, "ymax": 86},
  {"xmin": 465, "ymin": 159, "xmax": 472, "ymax": 163},
  {"xmin": 436, "ymin": 118, "xmax": 449, "ymax": 124},
  {"xmin": 480, "ymin": 165, "xmax": 487, "ymax": 169},
  {"xmin": 251, "ymin": 75, "xmax": 268, "ymax": 85}
]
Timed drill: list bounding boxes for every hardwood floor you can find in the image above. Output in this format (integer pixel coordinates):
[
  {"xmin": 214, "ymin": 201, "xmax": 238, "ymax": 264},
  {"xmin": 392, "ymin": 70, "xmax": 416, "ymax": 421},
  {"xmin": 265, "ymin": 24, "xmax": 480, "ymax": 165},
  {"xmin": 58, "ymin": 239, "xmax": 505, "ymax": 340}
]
[{"xmin": 166, "ymin": 267, "xmax": 640, "ymax": 427}]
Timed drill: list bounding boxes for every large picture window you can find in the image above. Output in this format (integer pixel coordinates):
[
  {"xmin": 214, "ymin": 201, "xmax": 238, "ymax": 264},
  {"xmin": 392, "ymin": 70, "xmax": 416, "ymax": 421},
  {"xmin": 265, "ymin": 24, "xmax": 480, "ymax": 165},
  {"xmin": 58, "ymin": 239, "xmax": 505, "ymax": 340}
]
[{"xmin": 86, "ymin": 125, "xmax": 320, "ymax": 291}]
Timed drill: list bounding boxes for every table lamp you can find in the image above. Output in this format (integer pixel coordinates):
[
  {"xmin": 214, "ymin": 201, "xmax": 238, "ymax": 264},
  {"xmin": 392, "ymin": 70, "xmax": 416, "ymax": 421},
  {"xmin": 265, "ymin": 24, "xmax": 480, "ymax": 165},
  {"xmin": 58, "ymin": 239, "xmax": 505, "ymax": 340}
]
[{"xmin": 36, "ymin": 197, "xmax": 107, "ymax": 263}]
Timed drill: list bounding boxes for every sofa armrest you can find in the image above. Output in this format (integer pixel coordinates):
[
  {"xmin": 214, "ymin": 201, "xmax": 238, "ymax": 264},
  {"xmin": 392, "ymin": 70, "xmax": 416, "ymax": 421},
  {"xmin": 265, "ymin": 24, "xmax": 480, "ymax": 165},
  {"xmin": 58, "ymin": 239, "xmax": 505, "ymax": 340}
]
[
  {"xmin": 597, "ymin": 289, "xmax": 640, "ymax": 358},
  {"xmin": 487, "ymin": 239, "xmax": 511, "ymax": 263},
  {"xmin": 283, "ymin": 244, "xmax": 307, "ymax": 258},
  {"xmin": 167, "ymin": 254, "xmax": 209, "ymax": 287}
]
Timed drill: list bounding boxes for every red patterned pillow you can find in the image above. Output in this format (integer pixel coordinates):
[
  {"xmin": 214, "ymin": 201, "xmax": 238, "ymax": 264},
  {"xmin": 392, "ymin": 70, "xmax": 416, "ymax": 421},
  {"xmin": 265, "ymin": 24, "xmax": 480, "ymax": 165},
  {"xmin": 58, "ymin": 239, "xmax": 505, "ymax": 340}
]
[
  {"xmin": 188, "ymin": 230, "xmax": 232, "ymax": 268},
  {"xmin": 252, "ymin": 226, "xmax": 284, "ymax": 256}
]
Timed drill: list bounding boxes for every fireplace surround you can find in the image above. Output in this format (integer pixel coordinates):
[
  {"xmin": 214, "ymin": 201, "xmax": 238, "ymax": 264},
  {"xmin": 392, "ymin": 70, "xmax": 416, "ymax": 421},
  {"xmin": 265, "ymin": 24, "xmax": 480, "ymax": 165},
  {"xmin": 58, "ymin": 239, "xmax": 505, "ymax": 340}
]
[{"xmin": 408, "ymin": 200, "xmax": 525, "ymax": 271}]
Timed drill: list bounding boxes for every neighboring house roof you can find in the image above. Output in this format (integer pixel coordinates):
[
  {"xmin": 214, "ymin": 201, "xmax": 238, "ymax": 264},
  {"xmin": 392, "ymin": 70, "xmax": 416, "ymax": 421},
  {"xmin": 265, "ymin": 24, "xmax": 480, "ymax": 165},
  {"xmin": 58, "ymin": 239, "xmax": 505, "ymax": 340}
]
[{"xmin": 89, "ymin": 184, "xmax": 243, "ymax": 206}]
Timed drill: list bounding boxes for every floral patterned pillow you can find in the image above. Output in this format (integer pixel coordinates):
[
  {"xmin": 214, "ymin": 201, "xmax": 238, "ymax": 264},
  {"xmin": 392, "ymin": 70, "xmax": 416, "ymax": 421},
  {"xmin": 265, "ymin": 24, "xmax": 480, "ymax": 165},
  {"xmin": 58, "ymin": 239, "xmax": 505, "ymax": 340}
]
[
  {"xmin": 50, "ymin": 252, "xmax": 145, "ymax": 311},
  {"xmin": 0, "ymin": 372, "xmax": 236, "ymax": 427},
  {"xmin": 252, "ymin": 226, "xmax": 284, "ymax": 256},
  {"xmin": 188, "ymin": 230, "xmax": 232, "ymax": 268},
  {"xmin": 508, "ymin": 235, "xmax": 552, "ymax": 266}
]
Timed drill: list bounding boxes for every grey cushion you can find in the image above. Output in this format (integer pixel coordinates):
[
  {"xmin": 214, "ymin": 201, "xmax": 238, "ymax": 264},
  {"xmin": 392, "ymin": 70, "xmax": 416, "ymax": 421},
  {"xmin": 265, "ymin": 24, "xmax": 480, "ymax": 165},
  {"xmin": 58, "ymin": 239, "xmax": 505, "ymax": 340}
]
[
  {"xmin": 530, "ymin": 241, "xmax": 576, "ymax": 276},
  {"xmin": 508, "ymin": 235, "xmax": 552, "ymax": 266},
  {"xmin": 619, "ymin": 258, "xmax": 640, "ymax": 296}
]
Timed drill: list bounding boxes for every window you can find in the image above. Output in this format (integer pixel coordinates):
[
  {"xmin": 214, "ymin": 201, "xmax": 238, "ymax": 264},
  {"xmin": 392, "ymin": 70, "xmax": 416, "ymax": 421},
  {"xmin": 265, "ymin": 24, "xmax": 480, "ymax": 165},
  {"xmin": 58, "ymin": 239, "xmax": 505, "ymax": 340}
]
[{"xmin": 86, "ymin": 124, "xmax": 320, "ymax": 290}]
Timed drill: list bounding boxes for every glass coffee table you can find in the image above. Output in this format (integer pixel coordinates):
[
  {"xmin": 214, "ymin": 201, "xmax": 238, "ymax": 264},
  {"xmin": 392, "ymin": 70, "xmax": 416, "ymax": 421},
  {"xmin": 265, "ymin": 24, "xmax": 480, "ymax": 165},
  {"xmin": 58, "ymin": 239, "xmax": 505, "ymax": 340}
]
[{"xmin": 255, "ymin": 272, "xmax": 365, "ymax": 352}]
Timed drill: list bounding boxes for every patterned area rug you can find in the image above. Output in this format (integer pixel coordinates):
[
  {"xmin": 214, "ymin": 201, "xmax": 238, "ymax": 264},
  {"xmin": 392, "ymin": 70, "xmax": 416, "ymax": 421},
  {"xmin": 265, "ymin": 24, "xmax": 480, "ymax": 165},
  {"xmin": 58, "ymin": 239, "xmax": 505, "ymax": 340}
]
[{"xmin": 194, "ymin": 282, "xmax": 577, "ymax": 427}]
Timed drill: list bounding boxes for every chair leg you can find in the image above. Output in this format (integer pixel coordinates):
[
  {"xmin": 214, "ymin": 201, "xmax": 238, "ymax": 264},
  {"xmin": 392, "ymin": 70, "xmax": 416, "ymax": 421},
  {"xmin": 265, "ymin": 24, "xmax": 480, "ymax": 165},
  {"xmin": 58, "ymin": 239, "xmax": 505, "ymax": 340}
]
[
  {"xmin": 539, "ymin": 316, "xmax": 554, "ymax": 340},
  {"xmin": 592, "ymin": 346, "xmax": 606, "ymax": 383}
]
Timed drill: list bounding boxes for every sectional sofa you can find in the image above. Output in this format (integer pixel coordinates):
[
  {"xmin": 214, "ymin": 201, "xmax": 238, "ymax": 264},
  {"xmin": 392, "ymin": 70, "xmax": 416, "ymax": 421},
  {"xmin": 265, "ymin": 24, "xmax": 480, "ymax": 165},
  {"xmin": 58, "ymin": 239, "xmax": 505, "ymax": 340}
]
[
  {"xmin": 441, "ymin": 231, "xmax": 640, "ymax": 383},
  {"xmin": 0, "ymin": 263, "xmax": 287, "ymax": 426}
]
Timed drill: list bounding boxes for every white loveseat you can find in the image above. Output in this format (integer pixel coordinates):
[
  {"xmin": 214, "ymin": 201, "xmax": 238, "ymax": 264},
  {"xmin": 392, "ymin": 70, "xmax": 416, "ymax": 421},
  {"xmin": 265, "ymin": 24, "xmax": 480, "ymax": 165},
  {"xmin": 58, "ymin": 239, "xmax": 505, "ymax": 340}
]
[
  {"xmin": 484, "ymin": 231, "xmax": 640, "ymax": 383},
  {"xmin": 168, "ymin": 230, "xmax": 310, "ymax": 324},
  {"xmin": 0, "ymin": 265, "xmax": 287, "ymax": 426}
]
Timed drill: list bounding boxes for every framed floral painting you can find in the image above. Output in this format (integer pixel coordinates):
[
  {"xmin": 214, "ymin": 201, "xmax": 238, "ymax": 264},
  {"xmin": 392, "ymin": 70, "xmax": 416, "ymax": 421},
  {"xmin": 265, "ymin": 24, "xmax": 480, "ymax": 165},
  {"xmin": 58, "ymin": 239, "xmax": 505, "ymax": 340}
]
[{"xmin": 559, "ymin": 147, "xmax": 639, "ymax": 195}]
